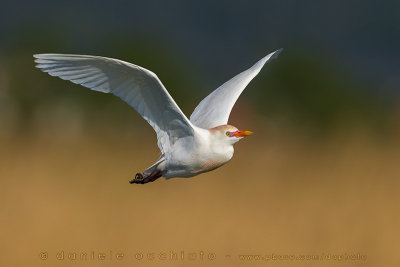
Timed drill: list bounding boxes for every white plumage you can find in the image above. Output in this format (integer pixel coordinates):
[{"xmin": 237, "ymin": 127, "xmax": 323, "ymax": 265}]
[{"xmin": 34, "ymin": 49, "xmax": 282, "ymax": 183}]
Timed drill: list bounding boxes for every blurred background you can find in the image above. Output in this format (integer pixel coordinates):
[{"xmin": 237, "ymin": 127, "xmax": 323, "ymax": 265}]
[{"xmin": 0, "ymin": 0, "xmax": 399, "ymax": 266}]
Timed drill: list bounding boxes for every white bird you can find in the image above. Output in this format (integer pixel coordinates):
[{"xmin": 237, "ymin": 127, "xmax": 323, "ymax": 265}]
[{"xmin": 34, "ymin": 49, "xmax": 282, "ymax": 184}]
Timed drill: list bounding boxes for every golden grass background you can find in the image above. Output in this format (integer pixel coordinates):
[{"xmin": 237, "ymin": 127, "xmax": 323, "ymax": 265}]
[{"xmin": 1, "ymin": 121, "xmax": 399, "ymax": 267}]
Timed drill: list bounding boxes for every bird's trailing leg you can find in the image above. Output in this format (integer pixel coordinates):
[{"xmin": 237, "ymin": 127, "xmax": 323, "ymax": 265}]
[{"xmin": 129, "ymin": 170, "xmax": 162, "ymax": 184}]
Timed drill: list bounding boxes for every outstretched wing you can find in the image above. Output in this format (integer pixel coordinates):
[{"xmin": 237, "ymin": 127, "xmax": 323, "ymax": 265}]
[
  {"xmin": 190, "ymin": 49, "xmax": 282, "ymax": 129},
  {"xmin": 34, "ymin": 54, "xmax": 194, "ymax": 154}
]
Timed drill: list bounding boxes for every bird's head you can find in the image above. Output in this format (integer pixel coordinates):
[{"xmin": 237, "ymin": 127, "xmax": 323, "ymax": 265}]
[{"xmin": 209, "ymin": 125, "xmax": 254, "ymax": 145}]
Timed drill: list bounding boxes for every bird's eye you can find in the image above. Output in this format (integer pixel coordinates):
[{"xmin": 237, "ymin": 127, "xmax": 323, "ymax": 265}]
[{"xmin": 226, "ymin": 132, "xmax": 230, "ymax": 137}]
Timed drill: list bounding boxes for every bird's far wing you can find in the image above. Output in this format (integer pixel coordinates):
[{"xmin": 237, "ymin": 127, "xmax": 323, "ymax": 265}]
[
  {"xmin": 190, "ymin": 49, "xmax": 282, "ymax": 129},
  {"xmin": 34, "ymin": 54, "xmax": 194, "ymax": 154}
]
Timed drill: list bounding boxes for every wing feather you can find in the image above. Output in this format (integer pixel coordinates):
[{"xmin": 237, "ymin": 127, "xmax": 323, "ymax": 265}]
[
  {"xmin": 34, "ymin": 54, "xmax": 194, "ymax": 155},
  {"xmin": 190, "ymin": 49, "xmax": 282, "ymax": 129}
]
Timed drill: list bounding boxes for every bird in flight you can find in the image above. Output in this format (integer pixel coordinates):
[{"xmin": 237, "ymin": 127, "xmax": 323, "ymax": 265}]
[{"xmin": 34, "ymin": 49, "xmax": 282, "ymax": 184}]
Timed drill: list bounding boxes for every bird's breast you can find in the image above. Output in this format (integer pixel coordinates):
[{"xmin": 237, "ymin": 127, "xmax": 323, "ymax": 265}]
[
  {"xmin": 194, "ymin": 145, "xmax": 234, "ymax": 174},
  {"xmin": 198, "ymin": 158, "xmax": 227, "ymax": 173},
  {"xmin": 164, "ymin": 133, "xmax": 234, "ymax": 178}
]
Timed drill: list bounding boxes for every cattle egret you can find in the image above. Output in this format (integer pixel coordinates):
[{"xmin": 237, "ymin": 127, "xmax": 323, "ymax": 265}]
[{"xmin": 34, "ymin": 49, "xmax": 282, "ymax": 184}]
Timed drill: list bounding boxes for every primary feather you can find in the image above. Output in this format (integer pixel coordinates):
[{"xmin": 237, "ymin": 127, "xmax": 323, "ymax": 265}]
[
  {"xmin": 34, "ymin": 54, "xmax": 194, "ymax": 155},
  {"xmin": 190, "ymin": 49, "xmax": 282, "ymax": 129}
]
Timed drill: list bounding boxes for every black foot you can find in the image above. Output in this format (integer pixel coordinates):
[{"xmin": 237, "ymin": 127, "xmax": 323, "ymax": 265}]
[
  {"xmin": 129, "ymin": 173, "xmax": 145, "ymax": 184},
  {"xmin": 129, "ymin": 171, "xmax": 162, "ymax": 184}
]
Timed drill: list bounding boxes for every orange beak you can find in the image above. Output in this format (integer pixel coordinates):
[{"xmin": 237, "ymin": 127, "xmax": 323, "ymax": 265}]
[{"xmin": 232, "ymin": 130, "xmax": 254, "ymax": 137}]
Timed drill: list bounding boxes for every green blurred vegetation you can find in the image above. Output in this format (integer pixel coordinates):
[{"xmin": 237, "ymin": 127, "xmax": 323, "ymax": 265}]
[{"xmin": 0, "ymin": 28, "xmax": 396, "ymax": 141}]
